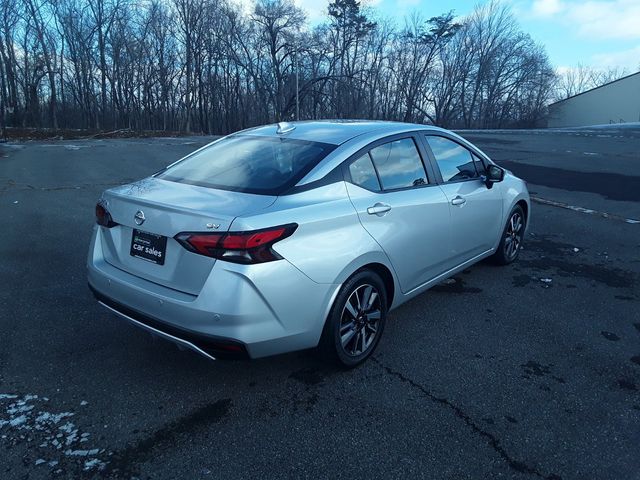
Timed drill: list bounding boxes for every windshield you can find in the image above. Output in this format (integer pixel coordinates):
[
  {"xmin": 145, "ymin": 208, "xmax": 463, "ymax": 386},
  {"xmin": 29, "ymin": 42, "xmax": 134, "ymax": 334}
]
[{"xmin": 157, "ymin": 135, "xmax": 336, "ymax": 195}]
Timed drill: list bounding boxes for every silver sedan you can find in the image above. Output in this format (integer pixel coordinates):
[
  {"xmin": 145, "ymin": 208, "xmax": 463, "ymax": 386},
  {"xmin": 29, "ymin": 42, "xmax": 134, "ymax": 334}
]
[{"xmin": 88, "ymin": 121, "xmax": 529, "ymax": 367}]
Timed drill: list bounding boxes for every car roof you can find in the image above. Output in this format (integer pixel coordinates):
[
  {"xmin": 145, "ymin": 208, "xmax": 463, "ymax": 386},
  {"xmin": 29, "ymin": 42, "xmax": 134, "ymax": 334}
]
[{"xmin": 237, "ymin": 120, "xmax": 446, "ymax": 145}]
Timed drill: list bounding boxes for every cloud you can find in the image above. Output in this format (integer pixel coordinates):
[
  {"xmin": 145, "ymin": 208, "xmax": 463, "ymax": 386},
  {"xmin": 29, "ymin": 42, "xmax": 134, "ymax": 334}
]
[
  {"xmin": 395, "ymin": 0, "xmax": 421, "ymax": 8},
  {"xmin": 531, "ymin": 0, "xmax": 562, "ymax": 16},
  {"xmin": 591, "ymin": 44, "xmax": 640, "ymax": 69},
  {"xmin": 294, "ymin": 0, "xmax": 330, "ymax": 22},
  {"xmin": 526, "ymin": 0, "xmax": 640, "ymax": 40},
  {"xmin": 392, "ymin": 0, "xmax": 422, "ymax": 16},
  {"xmin": 571, "ymin": 1, "xmax": 640, "ymax": 40}
]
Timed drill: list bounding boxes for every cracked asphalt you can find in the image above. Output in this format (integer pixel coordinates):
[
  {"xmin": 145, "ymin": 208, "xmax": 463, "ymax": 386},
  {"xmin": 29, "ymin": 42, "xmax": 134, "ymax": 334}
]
[{"xmin": 1, "ymin": 128, "xmax": 639, "ymax": 479}]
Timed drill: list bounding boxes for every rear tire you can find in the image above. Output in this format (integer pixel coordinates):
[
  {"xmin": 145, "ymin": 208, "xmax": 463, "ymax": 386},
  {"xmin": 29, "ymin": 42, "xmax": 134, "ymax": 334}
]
[
  {"xmin": 318, "ymin": 270, "xmax": 387, "ymax": 368},
  {"xmin": 491, "ymin": 205, "xmax": 525, "ymax": 265}
]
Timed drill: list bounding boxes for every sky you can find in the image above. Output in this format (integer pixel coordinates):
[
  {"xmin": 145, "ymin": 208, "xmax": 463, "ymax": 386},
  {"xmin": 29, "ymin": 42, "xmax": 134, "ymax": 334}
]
[{"xmin": 291, "ymin": 0, "xmax": 640, "ymax": 73}]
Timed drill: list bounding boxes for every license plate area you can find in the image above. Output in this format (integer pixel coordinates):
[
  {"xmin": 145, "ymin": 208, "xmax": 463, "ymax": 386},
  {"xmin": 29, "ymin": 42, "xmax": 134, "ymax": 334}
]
[{"xmin": 130, "ymin": 229, "xmax": 167, "ymax": 265}]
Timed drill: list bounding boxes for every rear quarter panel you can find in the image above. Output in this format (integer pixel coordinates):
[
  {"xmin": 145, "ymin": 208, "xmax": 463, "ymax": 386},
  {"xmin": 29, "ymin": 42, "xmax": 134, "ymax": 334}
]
[{"xmin": 229, "ymin": 182, "xmax": 396, "ymax": 286}]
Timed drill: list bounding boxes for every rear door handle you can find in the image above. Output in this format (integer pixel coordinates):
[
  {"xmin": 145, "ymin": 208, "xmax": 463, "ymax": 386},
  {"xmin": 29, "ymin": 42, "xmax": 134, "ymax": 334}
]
[
  {"xmin": 451, "ymin": 195, "xmax": 466, "ymax": 206},
  {"xmin": 451, "ymin": 196, "xmax": 466, "ymax": 206},
  {"xmin": 367, "ymin": 203, "xmax": 392, "ymax": 215}
]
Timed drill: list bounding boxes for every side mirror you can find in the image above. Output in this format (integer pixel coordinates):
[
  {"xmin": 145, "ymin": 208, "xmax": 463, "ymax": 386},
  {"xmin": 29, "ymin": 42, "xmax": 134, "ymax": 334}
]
[{"xmin": 484, "ymin": 165, "xmax": 505, "ymax": 189}]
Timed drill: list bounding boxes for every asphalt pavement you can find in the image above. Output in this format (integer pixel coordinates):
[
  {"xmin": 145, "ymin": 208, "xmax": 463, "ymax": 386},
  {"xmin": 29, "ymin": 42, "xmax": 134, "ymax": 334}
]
[{"xmin": 0, "ymin": 127, "xmax": 639, "ymax": 480}]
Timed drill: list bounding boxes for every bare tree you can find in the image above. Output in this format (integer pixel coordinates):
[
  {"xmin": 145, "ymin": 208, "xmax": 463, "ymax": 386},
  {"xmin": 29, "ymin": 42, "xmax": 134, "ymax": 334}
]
[
  {"xmin": 0, "ymin": 0, "xmax": 21, "ymax": 129},
  {"xmin": 0, "ymin": 0, "xmax": 558, "ymax": 133},
  {"xmin": 555, "ymin": 64, "xmax": 628, "ymax": 100},
  {"xmin": 23, "ymin": 0, "xmax": 58, "ymax": 128},
  {"xmin": 252, "ymin": 0, "xmax": 304, "ymax": 120},
  {"xmin": 392, "ymin": 12, "xmax": 460, "ymax": 123}
]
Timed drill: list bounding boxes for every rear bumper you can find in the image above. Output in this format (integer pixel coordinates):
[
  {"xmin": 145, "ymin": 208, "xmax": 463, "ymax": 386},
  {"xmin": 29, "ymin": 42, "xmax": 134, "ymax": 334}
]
[
  {"xmin": 89, "ymin": 285, "xmax": 247, "ymax": 360},
  {"xmin": 87, "ymin": 227, "xmax": 340, "ymax": 359}
]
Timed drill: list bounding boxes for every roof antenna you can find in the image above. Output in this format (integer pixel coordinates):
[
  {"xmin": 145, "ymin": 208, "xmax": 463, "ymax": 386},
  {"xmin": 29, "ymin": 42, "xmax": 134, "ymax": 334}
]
[{"xmin": 276, "ymin": 122, "xmax": 295, "ymax": 134}]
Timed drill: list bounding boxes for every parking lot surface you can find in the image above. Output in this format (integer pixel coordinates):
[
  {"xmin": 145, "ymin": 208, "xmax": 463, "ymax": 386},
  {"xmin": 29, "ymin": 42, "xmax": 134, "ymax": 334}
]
[{"xmin": 1, "ymin": 127, "xmax": 639, "ymax": 479}]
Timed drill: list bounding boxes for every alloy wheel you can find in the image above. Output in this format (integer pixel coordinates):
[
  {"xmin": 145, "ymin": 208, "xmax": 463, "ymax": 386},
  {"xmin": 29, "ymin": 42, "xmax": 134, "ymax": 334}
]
[
  {"xmin": 339, "ymin": 284, "xmax": 382, "ymax": 357},
  {"xmin": 503, "ymin": 211, "xmax": 523, "ymax": 260}
]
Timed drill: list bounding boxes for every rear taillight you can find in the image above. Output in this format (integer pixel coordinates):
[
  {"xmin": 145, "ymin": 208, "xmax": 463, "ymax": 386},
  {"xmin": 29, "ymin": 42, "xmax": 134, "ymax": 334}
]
[
  {"xmin": 95, "ymin": 202, "xmax": 117, "ymax": 228},
  {"xmin": 175, "ymin": 224, "xmax": 297, "ymax": 264}
]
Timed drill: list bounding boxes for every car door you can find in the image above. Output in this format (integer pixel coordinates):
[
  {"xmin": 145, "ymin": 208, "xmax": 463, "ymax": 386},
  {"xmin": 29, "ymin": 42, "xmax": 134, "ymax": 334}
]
[
  {"xmin": 422, "ymin": 134, "xmax": 503, "ymax": 265},
  {"xmin": 344, "ymin": 135, "xmax": 453, "ymax": 294}
]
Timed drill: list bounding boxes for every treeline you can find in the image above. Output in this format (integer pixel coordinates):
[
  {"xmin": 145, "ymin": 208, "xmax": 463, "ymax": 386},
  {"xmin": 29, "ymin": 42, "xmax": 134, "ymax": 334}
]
[
  {"xmin": 0, "ymin": 0, "xmax": 556, "ymax": 134},
  {"xmin": 554, "ymin": 64, "xmax": 630, "ymax": 101}
]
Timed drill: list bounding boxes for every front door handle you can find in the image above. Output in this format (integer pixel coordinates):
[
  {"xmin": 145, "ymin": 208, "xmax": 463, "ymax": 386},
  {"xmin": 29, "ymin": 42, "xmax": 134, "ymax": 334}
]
[
  {"xmin": 367, "ymin": 203, "xmax": 392, "ymax": 215},
  {"xmin": 451, "ymin": 195, "xmax": 466, "ymax": 206}
]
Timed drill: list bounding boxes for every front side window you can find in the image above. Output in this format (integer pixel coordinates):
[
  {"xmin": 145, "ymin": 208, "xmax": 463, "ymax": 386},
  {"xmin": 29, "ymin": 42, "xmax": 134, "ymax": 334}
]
[
  {"xmin": 158, "ymin": 135, "xmax": 336, "ymax": 194},
  {"xmin": 368, "ymin": 138, "xmax": 427, "ymax": 190},
  {"xmin": 473, "ymin": 154, "xmax": 486, "ymax": 175},
  {"xmin": 425, "ymin": 136, "xmax": 478, "ymax": 182}
]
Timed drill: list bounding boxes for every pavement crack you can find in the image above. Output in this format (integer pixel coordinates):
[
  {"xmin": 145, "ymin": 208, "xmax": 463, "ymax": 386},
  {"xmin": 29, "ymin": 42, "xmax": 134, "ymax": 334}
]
[
  {"xmin": 103, "ymin": 398, "xmax": 232, "ymax": 477},
  {"xmin": 371, "ymin": 357, "xmax": 561, "ymax": 480}
]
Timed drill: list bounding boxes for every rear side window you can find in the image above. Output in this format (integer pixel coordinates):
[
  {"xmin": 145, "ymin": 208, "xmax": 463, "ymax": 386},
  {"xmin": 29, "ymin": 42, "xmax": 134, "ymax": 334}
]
[
  {"xmin": 348, "ymin": 154, "xmax": 381, "ymax": 191},
  {"xmin": 158, "ymin": 135, "xmax": 336, "ymax": 195},
  {"xmin": 368, "ymin": 138, "xmax": 427, "ymax": 190},
  {"xmin": 425, "ymin": 136, "xmax": 478, "ymax": 182}
]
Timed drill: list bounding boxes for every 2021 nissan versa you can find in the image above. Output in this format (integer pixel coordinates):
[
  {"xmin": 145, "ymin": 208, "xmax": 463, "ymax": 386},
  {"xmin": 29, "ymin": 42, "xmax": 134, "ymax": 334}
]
[{"xmin": 88, "ymin": 121, "xmax": 529, "ymax": 367}]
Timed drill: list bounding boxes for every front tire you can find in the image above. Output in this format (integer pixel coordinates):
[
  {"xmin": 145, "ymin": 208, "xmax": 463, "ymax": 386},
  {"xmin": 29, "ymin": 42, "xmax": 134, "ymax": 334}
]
[
  {"xmin": 319, "ymin": 270, "xmax": 387, "ymax": 368},
  {"xmin": 492, "ymin": 205, "xmax": 525, "ymax": 265}
]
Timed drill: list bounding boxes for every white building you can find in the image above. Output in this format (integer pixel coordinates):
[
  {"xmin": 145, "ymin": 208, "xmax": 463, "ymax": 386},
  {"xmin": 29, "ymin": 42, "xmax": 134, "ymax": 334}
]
[{"xmin": 547, "ymin": 71, "xmax": 640, "ymax": 128}]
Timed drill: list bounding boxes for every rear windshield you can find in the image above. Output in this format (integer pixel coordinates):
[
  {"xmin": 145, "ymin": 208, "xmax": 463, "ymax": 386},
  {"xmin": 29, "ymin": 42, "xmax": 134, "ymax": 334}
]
[{"xmin": 157, "ymin": 135, "xmax": 336, "ymax": 195}]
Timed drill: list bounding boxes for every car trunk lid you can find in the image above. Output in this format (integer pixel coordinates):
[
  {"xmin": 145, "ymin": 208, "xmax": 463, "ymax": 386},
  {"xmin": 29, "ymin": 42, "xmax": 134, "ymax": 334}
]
[{"xmin": 98, "ymin": 177, "xmax": 276, "ymax": 295}]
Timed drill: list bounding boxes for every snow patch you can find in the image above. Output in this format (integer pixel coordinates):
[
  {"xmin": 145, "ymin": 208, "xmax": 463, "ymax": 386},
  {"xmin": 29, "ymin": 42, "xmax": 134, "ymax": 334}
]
[
  {"xmin": 9, "ymin": 415, "xmax": 28, "ymax": 427},
  {"xmin": 64, "ymin": 448, "xmax": 100, "ymax": 457},
  {"xmin": 7, "ymin": 404, "xmax": 34, "ymax": 415},
  {"xmin": 84, "ymin": 458, "xmax": 107, "ymax": 471},
  {"xmin": 0, "ymin": 393, "xmax": 109, "ymax": 473},
  {"xmin": 35, "ymin": 411, "xmax": 74, "ymax": 424}
]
